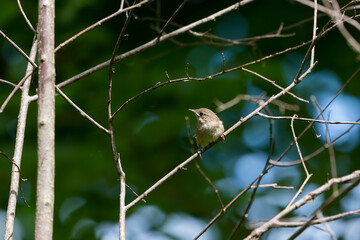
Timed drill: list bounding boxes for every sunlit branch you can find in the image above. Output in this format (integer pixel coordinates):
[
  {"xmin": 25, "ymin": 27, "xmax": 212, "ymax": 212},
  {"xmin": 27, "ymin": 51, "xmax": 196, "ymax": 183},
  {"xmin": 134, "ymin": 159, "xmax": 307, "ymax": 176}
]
[
  {"xmin": 56, "ymin": 0, "xmax": 257, "ymax": 88},
  {"xmin": 54, "ymin": 0, "xmax": 155, "ymax": 52},
  {"xmin": 244, "ymin": 171, "xmax": 360, "ymax": 240}
]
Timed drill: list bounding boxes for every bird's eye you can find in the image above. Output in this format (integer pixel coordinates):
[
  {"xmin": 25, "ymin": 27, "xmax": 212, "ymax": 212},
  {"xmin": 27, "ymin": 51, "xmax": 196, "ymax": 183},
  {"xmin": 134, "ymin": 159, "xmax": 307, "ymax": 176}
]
[{"xmin": 199, "ymin": 112, "xmax": 204, "ymax": 116}]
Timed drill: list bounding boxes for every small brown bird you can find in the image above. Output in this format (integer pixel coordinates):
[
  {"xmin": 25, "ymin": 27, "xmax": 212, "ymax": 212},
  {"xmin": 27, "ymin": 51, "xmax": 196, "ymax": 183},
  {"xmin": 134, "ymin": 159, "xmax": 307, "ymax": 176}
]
[{"xmin": 189, "ymin": 108, "xmax": 225, "ymax": 147}]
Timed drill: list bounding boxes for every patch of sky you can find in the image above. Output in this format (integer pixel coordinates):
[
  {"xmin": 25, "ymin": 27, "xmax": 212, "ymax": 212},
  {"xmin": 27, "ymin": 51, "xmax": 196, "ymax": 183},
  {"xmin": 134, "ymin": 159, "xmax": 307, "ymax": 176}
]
[
  {"xmin": 309, "ymin": 92, "xmax": 360, "ymax": 152},
  {"xmin": 230, "ymin": 152, "xmax": 301, "ymax": 189},
  {"xmin": 95, "ymin": 206, "xmax": 219, "ymax": 240},
  {"xmin": 0, "ymin": 210, "xmax": 23, "ymax": 240},
  {"xmin": 341, "ymin": 184, "xmax": 360, "ymax": 212},
  {"xmin": 282, "ymin": 54, "xmax": 360, "ymax": 152},
  {"xmin": 161, "ymin": 213, "xmax": 219, "ymax": 240}
]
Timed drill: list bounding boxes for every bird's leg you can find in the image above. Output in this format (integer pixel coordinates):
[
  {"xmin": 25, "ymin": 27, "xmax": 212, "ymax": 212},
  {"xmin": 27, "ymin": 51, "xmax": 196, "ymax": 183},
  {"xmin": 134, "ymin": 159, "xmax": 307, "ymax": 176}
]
[
  {"xmin": 197, "ymin": 147, "xmax": 203, "ymax": 159},
  {"xmin": 220, "ymin": 133, "xmax": 225, "ymax": 141}
]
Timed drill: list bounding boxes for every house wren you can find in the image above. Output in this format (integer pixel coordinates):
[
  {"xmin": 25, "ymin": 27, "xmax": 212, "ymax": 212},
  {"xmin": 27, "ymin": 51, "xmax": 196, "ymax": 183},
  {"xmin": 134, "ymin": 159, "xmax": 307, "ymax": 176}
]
[{"xmin": 189, "ymin": 108, "xmax": 225, "ymax": 147}]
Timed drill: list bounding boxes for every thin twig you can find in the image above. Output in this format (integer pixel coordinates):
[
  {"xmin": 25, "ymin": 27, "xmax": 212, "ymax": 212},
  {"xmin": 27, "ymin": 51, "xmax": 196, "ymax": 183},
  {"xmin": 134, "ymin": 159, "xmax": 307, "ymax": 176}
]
[
  {"xmin": 1, "ymin": 150, "xmax": 29, "ymax": 207},
  {"xmin": 195, "ymin": 159, "xmax": 283, "ymax": 240},
  {"xmin": 0, "ymin": 30, "xmax": 37, "ymax": 68},
  {"xmin": 0, "ymin": 79, "xmax": 18, "ymax": 88},
  {"xmin": 311, "ymin": 96, "xmax": 338, "ymax": 195},
  {"xmin": 111, "ymin": 41, "xmax": 310, "ymax": 119},
  {"xmin": 107, "ymin": 3, "xmax": 137, "ymax": 240},
  {"xmin": 250, "ymin": 209, "xmax": 360, "ymax": 228},
  {"xmin": 241, "ymin": 67, "xmax": 308, "ymax": 103},
  {"xmin": 310, "ymin": 0, "xmax": 317, "ymax": 65},
  {"xmin": 244, "ymin": 171, "xmax": 360, "ymax": 240},
  {"xmin": 228, "ymin": 106, "xmax": 275, "ymax": 240},
  {"xmin": 269, "ymin": 67, "xmax": 360, "ymax": 167},
  {"xmin": 185, "ymin": 113, "xmax": 225, "ymax": 210},
  {"xmin": 286, "ymin": 174, "xmax": 312, "ymax": 208},
  {"xmin": 0, "ymin": 67, "xmax": 37, "ymax": 114},
  {"xmin": 126, "ymin": 152, "xmax": 200, "ymax": 210},
  {"xmin": 288, "ymin": 176, "xmax": 360, "ymax": 239},
  {"xmin": 196, "ymin": 34, "xmax": 324, "ymax": 237},
  {"xmin": 55, "ymin": 87, "xmax": 109, "ymax": 134},
  {"xmin": 194, "ymin": 158, "xmax": 225, "ymax": 210},
  {"xmin": 194, "ymin": 68, "xmax": 315, "ymax": 239},
  {"xmin": 191, "ymin": 29, "xmax": 295, "ymax": 46},
  {"xmin": 56, "ymin": 0, "xmax": 257, "ymax": 88},
  {"xmin": 257, "ymin": 112, "xmax": 360, "ymax": 125},
  {"xmin": 157, "ymin": 0, "xmax": 187, "ymax": 41},
  {"xmin": 54, "ymin": 0, "xmax": 154, "ymax": 52},
  {"xmin": 215, "ymin": 94, "xmax": 300, "ymax": 113},
  {"xmin": 316, "ymin": 211, "xmax": 336, "ymax": 240},
  {"xmin": 297, "ymin": 209, "xmax": 360, "ymax": 226},
  {"xmin": 192, "ymin": 116, "xmax": 224, "ymax": 209},
  {"xmin": 52, "ymin": 0, "xmax": 347, "ymax": 93},
  {"xmin": 17, "ymin": 0, "xmax": 36, "ymax": 32},
  {"xmin": 291, "ymin": 114, "xmax": 309, "ymax": 176},
  {"xmin": 295, "ymin": 0, "xmax": 360, "ymax": 31},
  {"xmin": 144, "ymin": 16, "xmax": 295, "ymax": 46},
  {"xmin": 250, "ymin": 183, "xmax": 293, "ymax": 189},
  {"xmin": 269, "ymin": 117, "xmax": 360, "ymax": 167}
]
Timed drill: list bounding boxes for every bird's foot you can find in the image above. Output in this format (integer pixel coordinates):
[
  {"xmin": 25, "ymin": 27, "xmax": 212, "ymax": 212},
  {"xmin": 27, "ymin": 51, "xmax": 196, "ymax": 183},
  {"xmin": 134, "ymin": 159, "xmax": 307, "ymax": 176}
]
[{"xmin": 220, "ymin": 133, "xmax": 225, "ymax": 141}]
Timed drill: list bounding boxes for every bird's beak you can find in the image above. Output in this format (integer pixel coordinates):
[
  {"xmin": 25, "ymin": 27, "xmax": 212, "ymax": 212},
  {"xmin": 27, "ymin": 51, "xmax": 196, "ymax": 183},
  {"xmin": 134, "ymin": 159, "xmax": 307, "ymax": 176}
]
[{"xmin": 188, "ymin": 109, "xmax": 199, "ymax": 117}]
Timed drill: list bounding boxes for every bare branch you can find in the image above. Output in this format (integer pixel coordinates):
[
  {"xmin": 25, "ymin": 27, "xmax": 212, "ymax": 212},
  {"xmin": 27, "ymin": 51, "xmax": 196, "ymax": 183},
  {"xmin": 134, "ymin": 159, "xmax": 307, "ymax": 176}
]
[
  {"xmin": 112, "ymin": 41, "xmax": 311, "ymax": 119},
  {"xmin": 311, "ymin": 96, "xmax": 338, "ymax": 195},
  {"xmin": 257, "ymin": 112, "xmax": 360, "ymax": 125},
  {"xmin": 107, "ymin": 3, "xmax": 138, "ymax": 239},
  {"xmin": 17, "ymin": 0, "xmax": 36, "ymax": 32},
  {"xmin": 56, "ymin": 0, "xmax": 256, "ymax": 88},
  {"xmin": 195, "ymin": 58, "xmax": 360, "ymax": 240},
  {"xmin": 194, "ymin": 158, "xmax": 225, "ymax": 210},
  {"xmin": 286, "ymin": 174, "xmax": 312, "ymax": 208},
  {"xmin": 249, "ymin": 209, "xmax": 360, "ymax": 228},
  {"xmin": 296, "ymin": 0, "xmax": 360, "ymax": 53},
  {"xmin": 269, "ymin": 116, "xmax": 360, "ymax": 167},
  {"xmin": 244, "ymin": 170, "xmax": 360, "ymax": 240},
  {"xmin": 310, "ymin": 0, "xmax": 318, "ymax": 65},
  {"xmin": 157, "ymin": 0, "xmax": 187, "ymax": 41},
  {"xmin": 143, "ymin": 16, "xmax": 295, "ymax": 46},
  {"xmin": 185, "ymin": 116, "xmax": 225, "ymax": 211},
  {"xmin": 0, "ymin": 79, "xmax": 18, "ymax": 88},
  {"xmin": 269, "ymin": 66, "xmax": 360, "ymax": 168},
  {"xmin": 215, "ymin": 94, "xmax": 300, "ymax": 113},
  {"xmin": 288, "ymin": 175, "xmax": 360, "ymax": 239},
  {"xmin": 250, "ymin": 183, "xmax": 294, "ymax": 189},
  {"xmin": 54, "ymin": 0, "xmax": 155, "ymax": 52},
  {"xmin": 228, "ymin": 106, "xmax": 275, "ymax": 240},
  {"xmin": 291, "ymin": 114, "xmax": 310, "ymax": 176},
  {"xmin": 126, "ymin": 152, "xmax": 200, "ymax": 210},
  {"xmin": 4, "ymin": 37, "xmax": 37, "ymax": 240},
  {"xmin": 241, "ymin": 67, "xmax": 308, "ymax": 103},
  {"xmin": 55, "ymin": 87, "xmax": 109, "ymax": 134},
  {"xmin": 0, "ymin": 68, "xmax": 37, "ymax": 114},
  {"xmin": 0, "ymin": 30, "xmax": 37, "ymax": 68}
]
